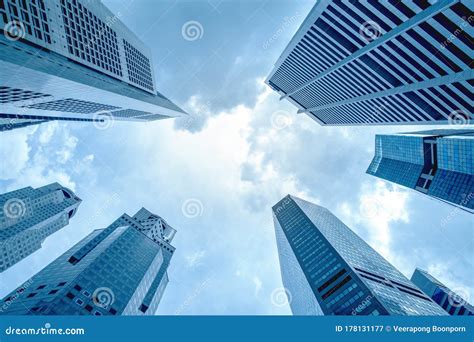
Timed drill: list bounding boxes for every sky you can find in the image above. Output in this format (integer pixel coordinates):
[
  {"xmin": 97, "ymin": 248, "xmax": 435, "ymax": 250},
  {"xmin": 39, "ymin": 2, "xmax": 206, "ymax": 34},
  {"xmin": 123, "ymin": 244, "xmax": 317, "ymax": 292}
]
[{"xmin": 0, "ymin": 0, "xmax": 473, "ymax": 315}]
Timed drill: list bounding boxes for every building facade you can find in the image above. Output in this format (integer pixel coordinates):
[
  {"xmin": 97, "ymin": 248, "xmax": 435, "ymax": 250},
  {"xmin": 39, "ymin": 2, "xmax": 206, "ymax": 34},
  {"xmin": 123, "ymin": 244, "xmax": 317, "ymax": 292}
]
[
  {"xmin": 0, "ymin": 0, "xmax": 186, "ymax": 131},
  {"xmin": 411, "ymin": 268, "xmax": 474, "ymax": 315},
  {"xmin": 367, "ymin": 129, "xmax": 473, "ymax": 213},
  {"xmin": 0, "ymin": 208, "xmax": 176, "ymax": 315},
  {"xmin": 266, "ymin": 0, "xmax": 472, "ymax": 126},
  {"xmin": 0, "ymin": 183, "xmax": 81, "ymax": 272},
  {"xmin": 272, "ymin": 195, "xmax": 447, "ymax": 315}
]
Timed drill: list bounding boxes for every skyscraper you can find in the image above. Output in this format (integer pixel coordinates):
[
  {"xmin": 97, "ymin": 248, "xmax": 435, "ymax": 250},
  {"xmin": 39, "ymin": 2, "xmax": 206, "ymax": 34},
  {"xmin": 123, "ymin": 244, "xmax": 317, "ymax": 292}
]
[
  {"xmin": 0, "ymin": 0, "xmax": 187, "ymax": 131},
  {"xmin": 272, "ymin": 195, "xmax": 447, "ymax": 315},
  {"xmin": 367, "ymin": 129, "xmax": 473, "ymax": 213},
  {"xmin": 0, "ymin": 183, "xmax": 81, "ymax": 272},
  {"xmin": 411, "ymin": 268, "xmax": 474, "ymax": 316},
  {"xmin": 266, "ymin": 1, "xmax": 472, "ymax": 125},
  {"xmin": 0, "ymin": 208, "xmax": 176, "ymax": 315}
]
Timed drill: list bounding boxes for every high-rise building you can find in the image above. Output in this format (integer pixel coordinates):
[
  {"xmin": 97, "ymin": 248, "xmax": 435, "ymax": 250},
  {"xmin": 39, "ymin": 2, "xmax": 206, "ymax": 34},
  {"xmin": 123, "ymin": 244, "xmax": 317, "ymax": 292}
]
[
  {"xmin": 266, "ymin": 1, "xmax": 472, "ymax": 126},
  {"xmin": 272, "ymin": 195, "xmax": 447, "ymax": 315},
  {"xmin": 411, "ymin": 268, "xmax": 474, "ymax": 316},
  {"xmin": 0, "ymin": 183, "xmax": 81, "ymax": 272},
  {"xmin": 367, "ymin": 129, "xmax": 474, "ymax": 213},
  {"xmin": 0, "ymin": 208, "xmax": 176, "ymax": 315},
  {"xmin": 0, "ymin": 0, "xmax": 186, "ymax": 131}
]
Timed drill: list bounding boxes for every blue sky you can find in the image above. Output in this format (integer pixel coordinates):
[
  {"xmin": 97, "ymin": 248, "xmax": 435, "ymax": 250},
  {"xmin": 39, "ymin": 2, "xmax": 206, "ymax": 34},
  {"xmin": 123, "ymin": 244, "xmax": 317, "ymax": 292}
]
[{"xmin": 0, "ymin": 0, "xmax": 472, "ymax": 315}]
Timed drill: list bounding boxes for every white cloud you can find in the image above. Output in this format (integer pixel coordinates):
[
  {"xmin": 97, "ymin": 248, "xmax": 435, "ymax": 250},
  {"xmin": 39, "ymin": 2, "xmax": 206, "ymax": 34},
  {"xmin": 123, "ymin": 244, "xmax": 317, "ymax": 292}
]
[
  {"xmin": 253, "ymin": 276, "xmax": 263, "ymax": 297},
  {"xmin": 2, "ymin": 77, "xmax": 472, "ymax": 315},
  {"xmin": 185, "ymin": 250, "xmax": 206, "ymax": 268},
  {"xmin": 427, "ymin": 262, "xmax": 474, "ymax": 305},
  {"xmin": 2, "ymin": 122, "xmax": 82, "ymax": 191},
  {"xmin": 339, "ymin": 181, "xmax": 410, "ymax": 260},
  {"xmin": 0, "ymin": 127, "xmax": 33, "ymax": 179}
]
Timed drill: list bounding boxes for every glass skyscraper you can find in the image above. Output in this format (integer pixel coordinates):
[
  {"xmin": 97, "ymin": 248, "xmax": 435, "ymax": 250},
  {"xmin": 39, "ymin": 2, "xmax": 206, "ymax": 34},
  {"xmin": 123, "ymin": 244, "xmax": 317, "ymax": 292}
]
[
  {"xmin": 0, "ymin": 183, "xmax": 81, "ymax": 272},
  {"xmin": 272, "ymin": 195, "xmax": 447, "ymax": 315},
  {"xmin": 0, "ymin": 208, "xmax": 176, "ymax": 315},
  {"xmin": 266, "ymin": 1, "xmax": 472, "ymax": 125},
  {"xmin": 411, "ymin": 268, "xmax": 473, "ymax": 316},
  {"xmin": 367, "ymin": 129, "xmax": 473, "ymax": 213},
  {"xmin": 0, "ymin": 0, "xmax": 187, "ymax": 131}
]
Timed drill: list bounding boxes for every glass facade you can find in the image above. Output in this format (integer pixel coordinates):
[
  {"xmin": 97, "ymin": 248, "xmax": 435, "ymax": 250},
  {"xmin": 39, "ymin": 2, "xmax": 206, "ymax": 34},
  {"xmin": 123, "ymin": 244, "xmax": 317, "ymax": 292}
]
[
  {"xmin": 411, "ymin": 268, "xmax": 474, "ymax": 316},
  {"xmin": 0, "ymin": 183, "xmax": 81, "ymax": 272},
  {"xmin": 367, "ymin": 129, "xmax": 474, "ymax": 213},
  {"xmin": 0, "ymin": 208, "xmax": 176, "ymax": 315},
  {"xmin": 265, "ymin": 1, "xmax": 472, "ymax": 126},
  {"xmin": 272, "ymin": 195, "xmax": 447, "ymax": 315},
  {"xmin": 0, "ymin": 0, "xmax": 187, "ymax": 132}
]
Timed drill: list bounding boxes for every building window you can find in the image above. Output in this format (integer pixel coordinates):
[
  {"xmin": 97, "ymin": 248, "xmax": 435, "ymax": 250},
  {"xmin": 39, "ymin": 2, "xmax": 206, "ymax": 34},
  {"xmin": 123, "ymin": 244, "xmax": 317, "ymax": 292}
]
[
  {"xmin": 48, "ymin": 289, "xmax": 59, "ymax": 295},
  {"xmin": 27, "ymin": 293, "xmax": 37, "ymax": 298}
]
